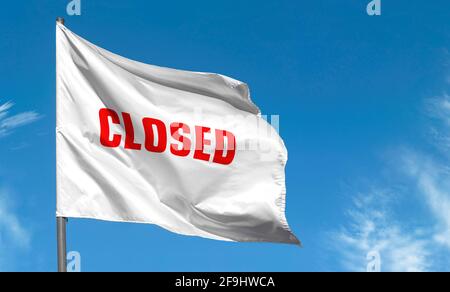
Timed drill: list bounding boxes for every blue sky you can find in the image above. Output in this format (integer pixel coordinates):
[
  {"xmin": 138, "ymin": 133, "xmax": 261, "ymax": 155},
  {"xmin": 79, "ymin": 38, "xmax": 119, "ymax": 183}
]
[{"xmin": 0, "ymin": 0, "xmax": 449, "ymax": 271}]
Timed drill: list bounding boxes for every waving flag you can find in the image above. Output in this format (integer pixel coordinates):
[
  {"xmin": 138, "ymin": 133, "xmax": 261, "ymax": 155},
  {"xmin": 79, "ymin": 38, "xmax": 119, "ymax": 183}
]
[{"xmin": 56, "ymin": 22, "xmax": 299, "ymax": 244}]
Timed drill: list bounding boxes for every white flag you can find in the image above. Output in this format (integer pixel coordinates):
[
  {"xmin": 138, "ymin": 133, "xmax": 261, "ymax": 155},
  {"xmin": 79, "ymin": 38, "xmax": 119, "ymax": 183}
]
[{"xmin": 56, "ymin": 23, "xmax": 299, "ymax": 244}]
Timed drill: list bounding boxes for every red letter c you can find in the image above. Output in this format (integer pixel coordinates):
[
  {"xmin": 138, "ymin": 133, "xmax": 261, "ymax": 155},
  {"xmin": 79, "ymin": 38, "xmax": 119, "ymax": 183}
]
[{"xmin": 99, "ymin": 108, "xmax": 121, "ymax": 148}]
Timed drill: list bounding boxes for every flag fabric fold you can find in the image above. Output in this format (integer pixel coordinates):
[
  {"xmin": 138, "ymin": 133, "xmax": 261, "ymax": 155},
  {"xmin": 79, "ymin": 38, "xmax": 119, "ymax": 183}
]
[{"xmin": 56, "ymin": 23, "xmax": 299, "ymax": 244}]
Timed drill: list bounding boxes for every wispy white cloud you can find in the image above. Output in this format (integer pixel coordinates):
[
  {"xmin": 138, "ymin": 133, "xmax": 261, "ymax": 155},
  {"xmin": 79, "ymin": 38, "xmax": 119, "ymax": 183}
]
[
  {"xmin": 332, "ymin": 190, "xmax": 431, "ymax": 272},
  {"xmin": 331, "ymin": 93, "xmax": 450, "ymax": 272},
  {"xmin": 0, "ymin": 101, "xmax": 41, "ymax": 138},
  {"xmin": 0, "ymin": 188, "xmax": 31, "ymax": 271},
  {"xmin": 426, "ymin": 94, "xmax": 450, "ymax": 155},
  {"xmin": 419, "ymin": 172, "xmax": 450, "ymax": 249},
  {"xmin": 0, "ymin": 102, "xmax": 13, "ymax": 120},
  {"xmin": 0, "ymin": 101, "xmax": 37, "ymax": 270},
  {"xmin": 410, "ymin": 93, "xmax": 450, "ymax": 249}
]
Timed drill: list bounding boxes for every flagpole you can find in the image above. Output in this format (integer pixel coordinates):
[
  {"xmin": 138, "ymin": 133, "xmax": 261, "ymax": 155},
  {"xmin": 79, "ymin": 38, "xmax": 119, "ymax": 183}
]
[
  {"xmin": 57, "ymin": 217, "xmax": 67, "ymax": 272},
  {"xmin": 56, "ymin": 16, "xmax": 67, "ymax": 273}
]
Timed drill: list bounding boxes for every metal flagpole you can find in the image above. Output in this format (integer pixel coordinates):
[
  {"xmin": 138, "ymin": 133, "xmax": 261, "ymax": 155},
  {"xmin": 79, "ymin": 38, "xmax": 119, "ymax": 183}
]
[
  {"xmin": 56, "ymin": 16, "xmax": 67, "ymax": 273},
  {"xmin": 57, "ymin": 217, "xmax": 67, "ymax": 272}
]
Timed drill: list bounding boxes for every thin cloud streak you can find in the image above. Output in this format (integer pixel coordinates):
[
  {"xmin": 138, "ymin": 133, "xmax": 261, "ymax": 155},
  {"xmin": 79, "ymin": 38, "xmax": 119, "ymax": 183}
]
[
  {"xmin": 331, "ymin": 190, "xmax": 431, "ymax": 272},
  {"xmin": 0, "ymin": 189, "xmax": 31, "ymax": 271},
  {"xmin": 403, "ymin": 150, "xmax": 450, "ymax": 250},
  {"xmin": 331, "ymin": 93, "xmax": 450, "ymax": 271},
  {"xmin": 0, "ymin": 102, "xmax": 13, "ymax": 121},
  {"xmin": 0, "ymin": 101, "xmax": 41, "ymax": 137}
]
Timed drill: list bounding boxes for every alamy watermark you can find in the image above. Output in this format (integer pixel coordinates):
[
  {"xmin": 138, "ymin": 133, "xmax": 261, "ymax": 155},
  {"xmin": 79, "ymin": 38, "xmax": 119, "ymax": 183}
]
[
  {"xmin": 367, "ymin": 0, "xmax": 381, "ymax": 16},
  {"xmin": 67, "ymin": 251, "xmax": 81, "ymax": 272},
  {"xmin": 64, "ymin": 1, "xmax": 381, "ymax": 18},
  {"xmin": 67, "ymin": 0, "xmax": 81, "ymax": 16},
  {"xmin": 366, "ymin": 250, "xmax": 381, "ymax": 272}
]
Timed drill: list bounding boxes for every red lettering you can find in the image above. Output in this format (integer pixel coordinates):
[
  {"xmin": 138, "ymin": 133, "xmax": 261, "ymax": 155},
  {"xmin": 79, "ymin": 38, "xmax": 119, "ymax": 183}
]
[
  {"xmin": 98, "ymin": 109, "xmax": 237, "ymax": 165},
  {"xmin": 193, "ymin": 126, "xmax": 211, "ymax": 162},
  {"xmin": 170, "ymin": 122, "xmax": 191, "ymax": 157},
  {"xmin": 213, "ymin": 129, "xmax": 236, "ymax": 165},
  {"xmin": 122, "ymin": 112, "xmax": 141, "ymax": 150},
  {"xmin": 99, "ymin": 108, "xmax": 121, "ymax": 148},
  {"xmin": 142, "ymin": 117, "xmax": 167, "ymax": 153}
]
